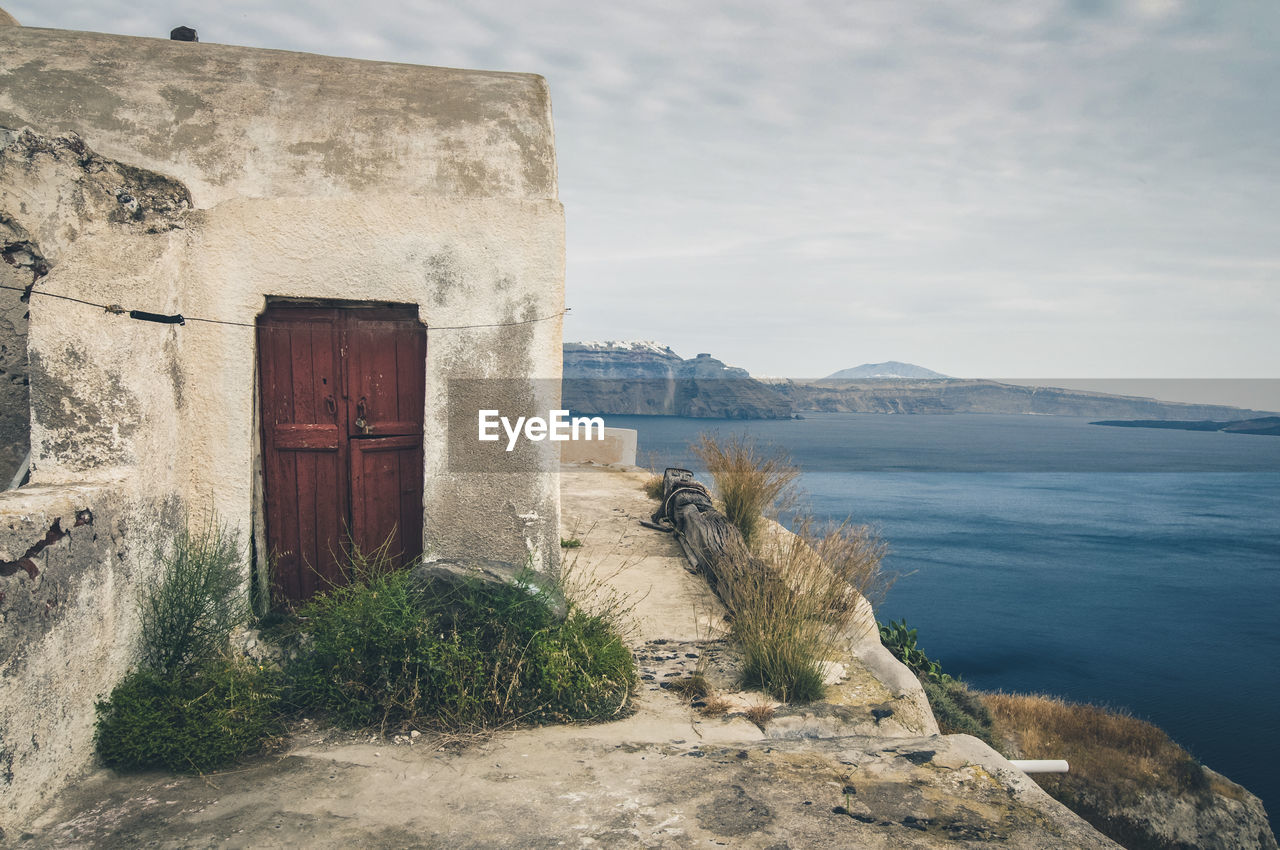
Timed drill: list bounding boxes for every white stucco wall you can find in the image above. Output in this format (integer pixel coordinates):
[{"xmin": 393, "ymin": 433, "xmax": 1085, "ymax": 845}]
[
  {"xmin": 1, "ymin": 21, "xmax": 565, "ymax": 831},
  {"xmin": 29, "ymin": 195, "xmax": 565, "ymax": 572}
]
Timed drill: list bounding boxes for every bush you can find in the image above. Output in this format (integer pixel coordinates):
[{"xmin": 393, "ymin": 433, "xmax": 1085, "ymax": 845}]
[
  {"xmin": 982, "ymin": 692, "xmax": 1209, "ymax": 804},
  {"xmin": 692, "ymin": 433, "xmax": 799, "ymax": 548},
  {"xmin": 95, "ymin": 657, "xmax": 283, "ymax": 773},
  {"xmin": 878, "ymin": 619, "xmax": 1002, "ymax": 749},
  {"xmin": 923, "ymin": 678, "xmax": 1001, "ymax": 750},
  {"xmin": 139, "ymin": 516, "xmax": 246, "ymax": 676},
  {"xmin": 95, "ymin": 514, "xmax": 281, "ymax": 773},
  {"xmin": 286, "ymin": 551, "xmax": 636, "ymax": 732},
  {"xmin": 878, "ymin": 619, "xmax": 946, "ymax": 683}
]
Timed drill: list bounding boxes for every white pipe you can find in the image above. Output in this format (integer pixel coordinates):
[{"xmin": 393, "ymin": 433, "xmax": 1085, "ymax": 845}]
[
  {"xmin": 1010, "ymin": 759, "xmax": 1069, "ymax": 774},
  {"xmin": 6, "ymin": 450, "xmax": 30, "ymax": 491}
]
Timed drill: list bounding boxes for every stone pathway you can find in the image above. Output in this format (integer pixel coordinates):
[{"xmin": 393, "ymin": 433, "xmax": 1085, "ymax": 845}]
[{"xmin": 12, "ymin": 463, "xmax": 1117, "ymax": 849}]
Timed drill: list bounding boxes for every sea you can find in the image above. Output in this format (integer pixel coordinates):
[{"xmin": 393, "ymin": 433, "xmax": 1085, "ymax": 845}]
[{"xmin": 599, "ymin": 412, "xmax": 1280, "ymax": 817}]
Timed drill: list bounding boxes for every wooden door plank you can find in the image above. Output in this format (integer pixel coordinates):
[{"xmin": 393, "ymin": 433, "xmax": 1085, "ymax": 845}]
[
  {"xmin": 295, "ymin": 449, "xmax": 321, "ymax": 599},
  {"xmin": 399, "ymin": 442, "xmax": 425, "ymax": 567},
  {"xmin": 350, "ymin": 435, "xmax": 420, "ymax": 567},
  {"xmin": 258, "ymin": 307, "xmax": 346, "ymax": 605},
  {"xmin": 271, "ymin": 424, "xmax": 340, "ymax": 450},
  {"xmin": 346, "ymin": 312, "xmax": 424, "ymax": 435},
  {"xmin": 394, "ymin": 320, "xmax": 426, "ymax": 424}
]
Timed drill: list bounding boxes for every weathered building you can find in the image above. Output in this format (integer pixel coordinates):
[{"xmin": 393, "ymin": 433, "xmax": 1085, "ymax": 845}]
[{"xmin": 0, "ymin": 11, "xmax": 564, "ymax": 830}]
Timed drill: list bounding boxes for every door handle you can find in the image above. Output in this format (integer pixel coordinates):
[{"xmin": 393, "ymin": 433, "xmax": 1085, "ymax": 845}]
[{"xmin": 325, "ymin": 395, "xmax": 337, "ymax": 416}]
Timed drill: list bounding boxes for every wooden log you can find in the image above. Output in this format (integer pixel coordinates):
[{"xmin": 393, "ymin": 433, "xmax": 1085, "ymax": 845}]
[{"xmin": 652, "ymin": 467, "xmax": 772, "ymax": 604}]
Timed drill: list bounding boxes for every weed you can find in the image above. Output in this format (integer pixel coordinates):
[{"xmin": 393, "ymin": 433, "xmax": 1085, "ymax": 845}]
[
  {"xmin": 139, "ymin": 515, "xmax": 247, "ymax": 676},
  {"xmin": 560, "ymin": 537, "xmax": 583, "ymax": 549},
  {"xmin": 877, "ymin": 619, "xmax": 1000, "ymax": 748},
  {"xmin": 922, "ymin": 678, "xmax": 1001, "ymax": 750},
  {"xmin": 984, "ymin": 692, "xmax": 1207, "ymax": 800},
  {"xmin": 95, "ymin": 656, "xmax": 283, "ymax": 773},
  {"xmin": 743, "ymin": 700, "xmax": 775, "ymax": 731},
  {"xmin": 879, "ymin": 621, "xmax": 1226, "ymax": 848},
  {"xmin": 666, "ymin": 673, "xmax": 710, "ymax": 701},
  {"xmin": 879, "ymin": 619, "xmax": 945, "ymax": 683},
  {"xmin": 692, "ymin": 433, "xmax": 799, "ymax": 548},
  {"xmin": 699, "ymin": 695, "xmax": 731, "ymax": 717},
  {"xmin": 95, "ymin": 514, "xmax": 282, "ymax": 773},
  {"xmin": 717, "ymin": 520, "xmax": 887, "ymax": 703},
  {"xmin": 642, "ymin": 474, "xmax": 665, "ymax": 500},
  {"xmin": 981, "ymin": 691, "xmax": 1223, "ymax": 847}
]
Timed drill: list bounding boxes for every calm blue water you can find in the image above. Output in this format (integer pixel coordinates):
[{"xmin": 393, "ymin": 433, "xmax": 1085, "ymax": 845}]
[{"xmin": 604, "ymin": 413, "xmax": 1280, "ymax": 815}]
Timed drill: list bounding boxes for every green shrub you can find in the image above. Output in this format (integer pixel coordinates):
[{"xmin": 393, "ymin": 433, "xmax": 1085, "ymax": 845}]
[
  {"xmin": 737, "ymin": 634, "xmax": 828, "ymax": 703},
  {"xmin": 717, "ymin": 521, "xmax": 887, "ymax": 704},
  {"xmin": 139, "ymin": 516, "xmax": 246, "ymax": 676},
  {"xmin": 95, "ymin": 656, "xmax": 283, "ymax": 773},
  {"xmin": 878, "ymin": 619, "xmax": 946, "ymax": 683},
  {"xmin": 95, "ymin": 514, "xmax": 281, "ymax": 773},
  {"xmin": 879, "ymin": 619, "xmax": 1003, "ymax": 750},
  {"xmin": 286, "ymin": 554, "xmax": 635, "ymax": 732},
  {"xmin": 923, "ymin": 678, "xmax": 1001, "ymax": 750}
]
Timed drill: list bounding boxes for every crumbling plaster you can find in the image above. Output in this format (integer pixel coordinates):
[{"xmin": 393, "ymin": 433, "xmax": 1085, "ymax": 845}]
[{"xmin": 0, "ymin": 26, "xmax": 558, "ymax": 209}]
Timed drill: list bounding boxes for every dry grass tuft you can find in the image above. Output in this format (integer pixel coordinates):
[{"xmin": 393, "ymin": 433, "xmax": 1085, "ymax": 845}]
[
  {"xmin": 692, "ymin": 433, "xmax": 799, "ymax": 548},
  {"xmin": 699, "ymin": 695, "xmax": 731, "ymax": 717},
  {"xmin": 982, "ymin": 691, "xmax": 1211, "ymax": 809},
  {"xmin": 743, "ymin": 700, "xmax": 775, "ymax": 730},
  {"xmin": 666, "ymin": 673, "xmax": 710, "ymax": 701},
  {"xmin": 642, "ymin": 474, "xmax": 664, "ymax": 501},
  {"xmin": 716, "ymin": 519, "xmax": 887, "ymax": 703}
]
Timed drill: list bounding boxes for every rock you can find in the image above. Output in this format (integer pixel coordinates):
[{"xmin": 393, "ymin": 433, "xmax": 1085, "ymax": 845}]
[
  {"xmin": 1061, "ymin": 767, "xmax": 1278, "ymax": 850},
  {"xmin": 408, "ymin": 558, "xmax": 567, "ymax": 620}
]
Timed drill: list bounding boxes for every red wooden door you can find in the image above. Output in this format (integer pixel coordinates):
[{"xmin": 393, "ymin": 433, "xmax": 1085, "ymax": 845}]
[{"xmin": 258, "ymin": 304, "xmax": 425, "ymax": 603}]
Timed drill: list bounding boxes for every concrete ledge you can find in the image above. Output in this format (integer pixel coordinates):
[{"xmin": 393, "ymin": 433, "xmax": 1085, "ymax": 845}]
[
  {"xmin": 0, "ymin": 480, "xmax": 180, "ymax": 833},
  {"xmin": 560, "ymin": 426, "xmax": 637, "ymax": 466}
]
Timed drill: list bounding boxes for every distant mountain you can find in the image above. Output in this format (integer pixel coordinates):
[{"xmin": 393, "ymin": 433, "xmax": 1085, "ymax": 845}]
[
  {"xmin": 1092, "ymin": 416, "xmax": 1280, "ymax": 436},
  {"xmin": 563, "ymin": 342, "xmax": 791, "ymax": 419},
  {"xmin": 825, "ymin": 361, "xmax": 950, "ymax": 380}
]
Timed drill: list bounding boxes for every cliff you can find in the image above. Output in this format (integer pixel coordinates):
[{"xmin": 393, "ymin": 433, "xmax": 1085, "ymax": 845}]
[
  {"xmin": 563, "ymin": 341, "xmax": 792, "ymax": 419},
  {"xmin": 563, "ymin": 345, "xmax": 1273, "ymax": 421},
  {"xmin": 775, "ymin": 379, "xmax": 1274, "ymax": 420}
]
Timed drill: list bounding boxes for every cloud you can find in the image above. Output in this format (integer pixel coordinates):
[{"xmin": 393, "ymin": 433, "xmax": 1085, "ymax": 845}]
[{"xmin": 8, "ymin": 0, "xmax": 1279, "ymax": 377}]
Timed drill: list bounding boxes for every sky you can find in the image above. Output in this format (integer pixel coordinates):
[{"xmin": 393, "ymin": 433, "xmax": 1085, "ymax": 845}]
[{"xmin": 7, "ymin": 0, "xmax": 1280, "ymax": 386}]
